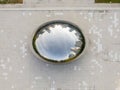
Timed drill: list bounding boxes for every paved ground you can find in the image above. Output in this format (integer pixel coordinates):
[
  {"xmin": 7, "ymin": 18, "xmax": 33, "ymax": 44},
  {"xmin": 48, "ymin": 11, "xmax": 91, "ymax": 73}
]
[
  {"xmin": 0, "ymin": 0, "xmax": 119, "ymax": 8},
  {"xmin": 0, "ymin": 1, "xmax": 120, "ymax": 90}
]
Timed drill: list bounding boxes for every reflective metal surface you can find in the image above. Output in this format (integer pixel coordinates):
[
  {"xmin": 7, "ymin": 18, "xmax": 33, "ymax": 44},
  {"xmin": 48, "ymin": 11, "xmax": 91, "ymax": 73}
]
[{"xmin": 32, "ymin": 21, "xmax": 85, "ymax": 63}]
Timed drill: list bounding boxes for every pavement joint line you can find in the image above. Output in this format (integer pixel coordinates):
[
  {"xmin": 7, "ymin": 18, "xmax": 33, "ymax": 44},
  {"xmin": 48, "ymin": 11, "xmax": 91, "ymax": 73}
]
[{"xmin": 0, "ymin": 7, "xmax": 120, "ymax": 11}]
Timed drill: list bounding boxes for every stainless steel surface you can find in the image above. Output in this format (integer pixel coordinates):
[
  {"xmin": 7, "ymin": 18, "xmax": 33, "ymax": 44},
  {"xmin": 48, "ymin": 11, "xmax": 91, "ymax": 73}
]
[{"xmin": 32, "ymin": 21, "xmax": 85, "ymax": 62}]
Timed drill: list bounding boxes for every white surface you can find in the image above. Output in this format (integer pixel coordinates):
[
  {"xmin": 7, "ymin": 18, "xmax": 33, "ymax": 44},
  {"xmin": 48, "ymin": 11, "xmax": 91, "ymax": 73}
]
[
  {"xmin": 0, "ymin": 0, "xmax": 120, "ymax": 90},
  {"xmin": 0, "ymin": 10, "xmax": 120, "ymax": 90},
  {"xmin": 0, "ymin": 0, "xmax": 120, "ymax": 8}
]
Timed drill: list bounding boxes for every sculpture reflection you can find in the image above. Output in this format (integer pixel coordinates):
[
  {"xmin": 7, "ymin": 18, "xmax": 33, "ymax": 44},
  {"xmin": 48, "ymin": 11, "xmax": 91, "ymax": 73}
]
[{"xmin": 32, "ymin": 21, "xmax": 85, "ymax": 63}]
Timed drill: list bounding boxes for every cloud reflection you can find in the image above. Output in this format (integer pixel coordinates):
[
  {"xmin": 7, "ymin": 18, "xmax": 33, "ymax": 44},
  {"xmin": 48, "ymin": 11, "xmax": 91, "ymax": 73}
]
[{"xmin": 33, "ymin": 22, "xmax": 85, "ymax": 62}]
